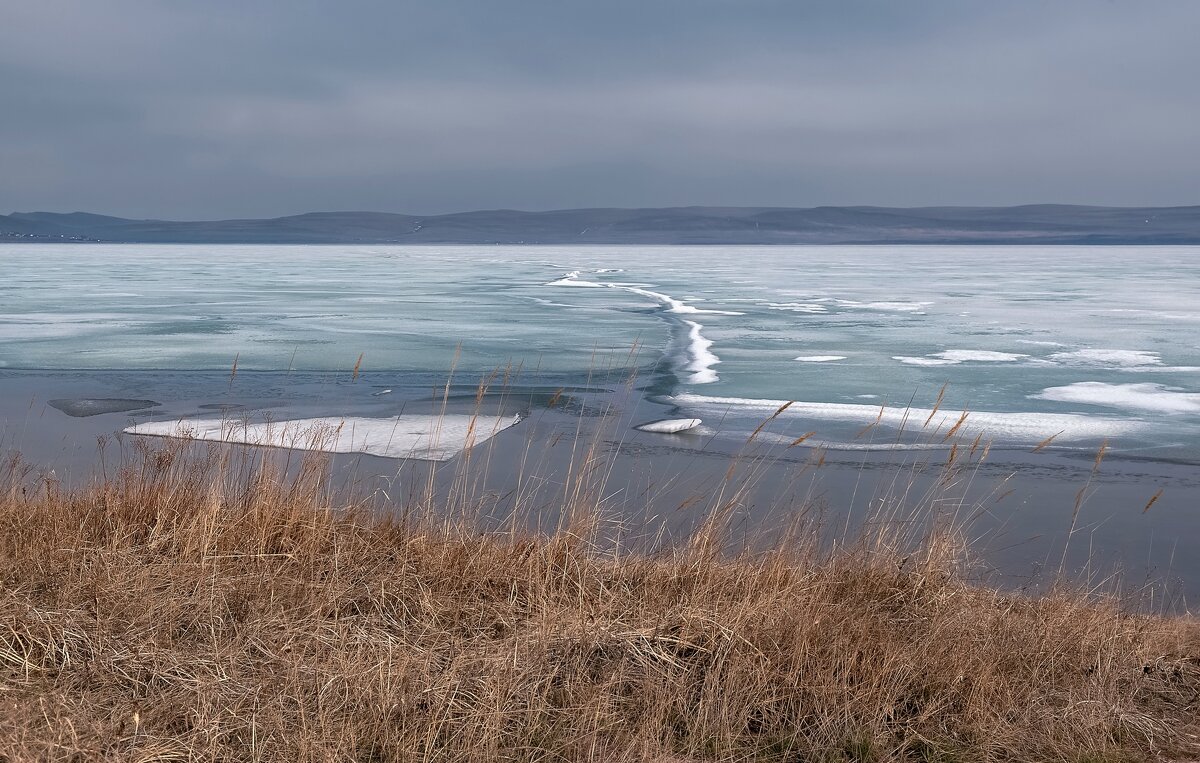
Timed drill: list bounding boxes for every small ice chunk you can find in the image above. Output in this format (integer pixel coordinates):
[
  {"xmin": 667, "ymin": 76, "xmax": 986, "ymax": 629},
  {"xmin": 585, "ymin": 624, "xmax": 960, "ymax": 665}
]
[
  {"xmin": 934, "ymin": 350, "xmax": 1027, "ymax": 362},
  {"xmin": 635, "ymin": 418, "xmax": 702, "ymax": 433}
]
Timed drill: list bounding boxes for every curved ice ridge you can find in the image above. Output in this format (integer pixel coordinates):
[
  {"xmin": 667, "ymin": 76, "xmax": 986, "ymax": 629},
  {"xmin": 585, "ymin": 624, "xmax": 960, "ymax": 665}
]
[
  {"xmin": 547, "ymin": 271, "xmax": 743, "ymax": 316},
  {"xmin": 665, "ymin": 393, "xmax": 1148, "ymax": 444},
  {"xmin": 681, "ymin": 320, "xmax": 720, "ymax": 383},
  {"xmin": 547, "ymin": 270, "xmax": 740, "ymax": 385}
]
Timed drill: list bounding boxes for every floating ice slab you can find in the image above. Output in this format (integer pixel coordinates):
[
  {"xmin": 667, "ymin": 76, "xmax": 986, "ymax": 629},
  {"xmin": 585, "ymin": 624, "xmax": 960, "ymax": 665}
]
[
  {"xmin": 667, "ymin": 394, "xmax": 1147, "ymax": 444},
  {"xmin": 126, "ymin": 413, "xmax": 521, "ymax": 461},
  {"xmin": 635, "ymin": 418, "xmax": 702, "ymax": 434}
]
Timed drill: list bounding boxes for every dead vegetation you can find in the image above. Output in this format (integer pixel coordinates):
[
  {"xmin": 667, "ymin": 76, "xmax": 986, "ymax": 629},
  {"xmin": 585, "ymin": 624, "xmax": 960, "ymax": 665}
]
[{"xmin": 0, "ymin": 432, "xmax": 1197, "ymax": 762}]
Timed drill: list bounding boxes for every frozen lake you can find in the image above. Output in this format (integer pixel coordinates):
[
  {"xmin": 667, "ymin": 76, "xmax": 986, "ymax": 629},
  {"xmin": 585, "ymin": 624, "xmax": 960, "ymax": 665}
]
[{"xmin": 2, "ymin": 244, "xmax": 1198, "ymax": 458}]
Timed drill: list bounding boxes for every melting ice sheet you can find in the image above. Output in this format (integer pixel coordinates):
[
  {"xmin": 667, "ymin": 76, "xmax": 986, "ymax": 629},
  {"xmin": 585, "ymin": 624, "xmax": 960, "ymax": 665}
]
[
  {"xmin": 125, "ymin": 413, "xmax": 521, "ymax": 461},
  {"xmin": 665, "ymin": 393, "xmax": 1149, "ymax": 445}
]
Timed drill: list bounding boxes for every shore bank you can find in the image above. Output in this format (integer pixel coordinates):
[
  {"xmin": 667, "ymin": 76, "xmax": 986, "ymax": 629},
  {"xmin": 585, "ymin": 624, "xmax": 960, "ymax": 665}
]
[{"xmin": 1, "ymin": 442, "xmax": 1197, "ymax": 761}]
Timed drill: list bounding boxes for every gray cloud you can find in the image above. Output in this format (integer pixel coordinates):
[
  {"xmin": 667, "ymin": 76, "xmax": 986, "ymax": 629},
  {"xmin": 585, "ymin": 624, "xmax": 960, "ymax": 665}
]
[{"xmin": 1, "ymin": 0, "xmax": 1197, "ymax": 218}]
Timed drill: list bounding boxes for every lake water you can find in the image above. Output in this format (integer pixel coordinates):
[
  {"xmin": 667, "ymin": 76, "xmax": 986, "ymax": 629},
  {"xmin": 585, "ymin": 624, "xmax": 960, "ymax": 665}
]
[{"xmin": 2, "ymin": 244, "xmax": 1198, "ymax": 598}]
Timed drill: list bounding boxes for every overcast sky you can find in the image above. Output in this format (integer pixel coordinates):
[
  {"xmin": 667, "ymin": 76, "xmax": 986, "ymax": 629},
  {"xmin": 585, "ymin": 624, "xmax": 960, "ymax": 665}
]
[{"xmin": 2, "ymin": 1, "xmax": 1198, "ymax": 218}]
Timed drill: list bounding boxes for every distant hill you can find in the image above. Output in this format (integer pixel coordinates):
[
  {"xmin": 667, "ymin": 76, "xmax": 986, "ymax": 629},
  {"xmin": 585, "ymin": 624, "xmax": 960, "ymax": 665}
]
[{"xmin": 3, "ymin": 205, "xmax": 1200, "ymax": 244}]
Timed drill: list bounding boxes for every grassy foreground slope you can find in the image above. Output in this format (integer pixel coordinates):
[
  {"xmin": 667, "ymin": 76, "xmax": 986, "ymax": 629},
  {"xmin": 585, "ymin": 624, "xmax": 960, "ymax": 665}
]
[{"xmin": 0, "ymin": 445, "xmax": 1197, "ymax": 763}]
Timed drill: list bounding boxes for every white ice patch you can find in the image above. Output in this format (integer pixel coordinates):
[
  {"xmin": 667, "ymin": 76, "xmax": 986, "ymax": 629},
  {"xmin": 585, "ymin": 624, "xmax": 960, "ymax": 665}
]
[
  {"xmin": 895, "ymin": 350, "xmax": 1026, "ymax": 366},
  {"xmin": 893, "ymin": 356, "xmax": 960, "ymax": 366},
  {"xmin": 1048, "ymin": 349, "xmax": 1162, "ymax": 368},
  {"xmin": 768, "ymin": 302, "xmax": 829, "ymax": 314},
  {"xmin": 126, "ymin": 413, "xmax": 522, "ymax": 461},
  {"xmin": 794, "ymin": 355, "xmax": 847, "ymax": 362},
  {"xmin": 934, "ymin": 350, "xmax": 1027, "ymax": 363},
  {"xmin": 1032, "ymin": 383, "xmax": 1200, "ymax": 414},
  {"xmin": 836, "ymin": 299, "xmax": 932, "ymax": 313},
  {"xmin": 666, "ymin": 393, "xmax": 1145, "ymax": 443}
]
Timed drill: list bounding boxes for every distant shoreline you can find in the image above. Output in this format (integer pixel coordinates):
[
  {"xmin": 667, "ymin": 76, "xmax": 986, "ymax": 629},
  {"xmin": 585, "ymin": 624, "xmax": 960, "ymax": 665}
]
[
  {"xmin": 4, "ymin": 204, "xmax": 1200, "ymax": 245},
  {"xmin": 8, "ymin": 238, "xmax": 1200, "ymax": 246}
]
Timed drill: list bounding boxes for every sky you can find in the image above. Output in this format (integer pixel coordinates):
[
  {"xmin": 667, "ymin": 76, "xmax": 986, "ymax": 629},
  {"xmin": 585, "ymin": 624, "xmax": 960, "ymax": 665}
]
[{"xmin": 1, "ymin": 0, "xmax": 1198, "ymax": 219}]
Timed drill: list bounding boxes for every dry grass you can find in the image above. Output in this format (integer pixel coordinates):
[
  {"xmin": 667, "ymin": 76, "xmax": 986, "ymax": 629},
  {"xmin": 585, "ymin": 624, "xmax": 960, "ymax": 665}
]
[{"xmin": 0, "ymin": 435, "xmax": 1198, "ymax": 763}]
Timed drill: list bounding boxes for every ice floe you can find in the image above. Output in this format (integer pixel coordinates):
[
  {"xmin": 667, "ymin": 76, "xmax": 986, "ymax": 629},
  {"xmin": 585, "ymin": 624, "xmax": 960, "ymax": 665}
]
[
  {"xmin": 1048, "ymin": 349, "xmax": 1163, "ymax": 368},
  {"xmin": 666, "ymin": 393, "xmax": 1146, "ymax": 443},
  {"xmin": 126, "ymin": 413, "xmax": 522, "ymax": 461},
  {"xmin": 1032, "ymin": 383, "xmax": 1200, "ymax": 414},
  {"xmin": 635, "ymin": 418, "xmax": 702, "ymax": 434},
  {"xmin": 934, "ymin": 350, "xmax": 1027, "ymax": 362},
  {"xmin": 894, "ymin": 350, "xmax": 1027, "ymax": 366}
]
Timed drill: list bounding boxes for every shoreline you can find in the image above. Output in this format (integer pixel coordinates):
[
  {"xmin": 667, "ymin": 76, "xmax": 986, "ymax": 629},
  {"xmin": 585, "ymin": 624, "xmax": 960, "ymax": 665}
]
[{"xmin": 2, "ymin": 367, "xmax": 1198, "ymax": 602}]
